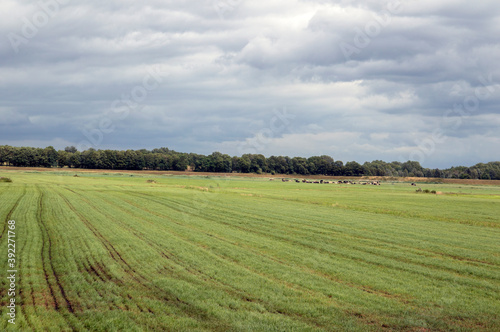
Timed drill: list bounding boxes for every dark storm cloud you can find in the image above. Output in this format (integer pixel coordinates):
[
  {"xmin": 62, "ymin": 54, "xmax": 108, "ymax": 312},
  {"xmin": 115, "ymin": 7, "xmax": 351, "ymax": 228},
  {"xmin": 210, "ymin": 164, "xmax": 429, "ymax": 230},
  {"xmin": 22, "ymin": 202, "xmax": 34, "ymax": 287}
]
[{"xmin": 0, "ymin": 0, "xmax": 499, "ymax": 168}]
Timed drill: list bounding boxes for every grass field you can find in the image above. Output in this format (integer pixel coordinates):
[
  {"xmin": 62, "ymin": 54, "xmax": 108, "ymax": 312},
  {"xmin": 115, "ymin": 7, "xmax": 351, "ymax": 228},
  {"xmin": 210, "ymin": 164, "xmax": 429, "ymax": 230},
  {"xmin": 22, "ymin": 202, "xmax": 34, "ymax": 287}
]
[{"xmin": 1, "ymin": 169, "xmax": 499, "ymax": 331}]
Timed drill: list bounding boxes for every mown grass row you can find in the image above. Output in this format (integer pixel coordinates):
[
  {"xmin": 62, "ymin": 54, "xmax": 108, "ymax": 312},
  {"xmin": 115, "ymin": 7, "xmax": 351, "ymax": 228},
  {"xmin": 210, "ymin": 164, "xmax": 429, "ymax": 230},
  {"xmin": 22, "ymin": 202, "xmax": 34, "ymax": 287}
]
[{"xmin": 0, "ymin": 172, "xmax": 499, "ymax": 331}]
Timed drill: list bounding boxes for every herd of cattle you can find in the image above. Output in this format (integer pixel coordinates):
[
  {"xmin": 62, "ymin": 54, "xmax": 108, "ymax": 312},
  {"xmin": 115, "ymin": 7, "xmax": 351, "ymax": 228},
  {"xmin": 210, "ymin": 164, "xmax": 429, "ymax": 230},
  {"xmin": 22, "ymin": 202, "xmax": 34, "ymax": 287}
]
[{"xmin": 271, "ymin": 178, "xmax": 381, "ymax": 185}]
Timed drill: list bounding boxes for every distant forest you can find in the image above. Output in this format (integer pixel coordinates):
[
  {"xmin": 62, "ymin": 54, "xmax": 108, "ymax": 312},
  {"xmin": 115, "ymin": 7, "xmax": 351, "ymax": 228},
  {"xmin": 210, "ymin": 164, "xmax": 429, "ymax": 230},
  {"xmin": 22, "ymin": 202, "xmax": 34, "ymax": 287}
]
[{"xmin": 1, "ymin": 145, "xmax": 499, "ymax": 180}]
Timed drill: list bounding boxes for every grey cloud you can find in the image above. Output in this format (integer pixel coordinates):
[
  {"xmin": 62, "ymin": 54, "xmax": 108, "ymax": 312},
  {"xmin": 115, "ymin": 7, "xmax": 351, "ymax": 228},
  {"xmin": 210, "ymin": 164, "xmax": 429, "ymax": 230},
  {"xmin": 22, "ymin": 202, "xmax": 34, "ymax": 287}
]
[{"xmin": 0, "ymin": 0, "xmax": 499, "ymax": 168}]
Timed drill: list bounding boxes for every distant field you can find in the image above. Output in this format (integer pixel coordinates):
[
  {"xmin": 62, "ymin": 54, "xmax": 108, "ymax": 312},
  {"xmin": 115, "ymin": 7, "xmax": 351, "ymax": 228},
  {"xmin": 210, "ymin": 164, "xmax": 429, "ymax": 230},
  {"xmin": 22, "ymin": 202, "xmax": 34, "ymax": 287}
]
[
  {"xmin": 1, "ymin": 170, "xmax": 499, "ymax": 331},
  {"xmin": 2, "ymin": 166, "xmax": 500, "ymax": 185}
]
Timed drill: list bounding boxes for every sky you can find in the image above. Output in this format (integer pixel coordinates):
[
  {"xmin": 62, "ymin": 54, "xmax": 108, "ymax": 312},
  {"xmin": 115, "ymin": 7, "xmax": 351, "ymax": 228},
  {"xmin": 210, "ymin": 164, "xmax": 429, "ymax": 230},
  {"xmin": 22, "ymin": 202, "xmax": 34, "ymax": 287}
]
[{"xmin": 1, "ymin": 0, "xmax": 499, "ymax": 169}]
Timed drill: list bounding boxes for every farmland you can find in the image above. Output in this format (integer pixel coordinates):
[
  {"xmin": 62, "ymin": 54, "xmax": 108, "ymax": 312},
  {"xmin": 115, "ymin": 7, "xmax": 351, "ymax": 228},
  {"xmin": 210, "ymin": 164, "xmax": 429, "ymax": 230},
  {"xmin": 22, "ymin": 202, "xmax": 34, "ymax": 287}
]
[{"xmin": 1, "ymin": 170, "xmax": 499, "ymax": 331}]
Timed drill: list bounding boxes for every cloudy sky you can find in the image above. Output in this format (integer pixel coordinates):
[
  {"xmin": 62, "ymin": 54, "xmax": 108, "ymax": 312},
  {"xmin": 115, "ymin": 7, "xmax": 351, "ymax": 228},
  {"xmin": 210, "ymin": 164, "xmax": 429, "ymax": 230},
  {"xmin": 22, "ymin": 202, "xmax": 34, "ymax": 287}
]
[{"xmin": 1, "ymin": 0, "xmax": 499, "ymax": 168}]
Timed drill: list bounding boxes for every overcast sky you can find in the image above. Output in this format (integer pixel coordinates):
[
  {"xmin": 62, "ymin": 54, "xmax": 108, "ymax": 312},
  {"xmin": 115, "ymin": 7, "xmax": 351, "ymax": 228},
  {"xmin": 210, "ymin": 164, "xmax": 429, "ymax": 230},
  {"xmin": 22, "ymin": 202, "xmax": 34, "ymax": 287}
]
[{"xmin": 1, "ymin": 0, "xmax": 499, "ymax": 168}]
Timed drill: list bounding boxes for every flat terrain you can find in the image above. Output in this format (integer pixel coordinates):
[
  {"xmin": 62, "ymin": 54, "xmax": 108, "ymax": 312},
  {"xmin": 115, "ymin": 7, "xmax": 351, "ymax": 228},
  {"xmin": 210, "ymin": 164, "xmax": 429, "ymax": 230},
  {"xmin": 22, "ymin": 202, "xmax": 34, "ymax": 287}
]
[
  {"xmin": 2, "ymin": 166, "xmax": 500, "ymax": 185},
  {"xmin": 1, "ymin": 169, "xmax": 499, "ymax": 331}
]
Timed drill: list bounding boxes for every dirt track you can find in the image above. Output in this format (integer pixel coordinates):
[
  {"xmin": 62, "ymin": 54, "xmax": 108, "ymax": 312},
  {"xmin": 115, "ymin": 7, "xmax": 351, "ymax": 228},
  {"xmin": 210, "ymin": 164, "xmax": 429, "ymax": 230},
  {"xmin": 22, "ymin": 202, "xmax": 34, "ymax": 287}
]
[{"xmin": 1, "ymin": 166, "xmax": 500, "ymax": 185}]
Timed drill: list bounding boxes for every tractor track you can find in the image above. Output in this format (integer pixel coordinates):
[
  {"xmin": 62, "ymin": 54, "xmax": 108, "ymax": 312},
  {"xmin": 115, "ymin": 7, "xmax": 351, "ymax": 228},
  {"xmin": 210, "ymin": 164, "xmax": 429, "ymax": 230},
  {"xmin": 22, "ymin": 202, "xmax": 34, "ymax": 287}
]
[
  {"xmin": 61, "ymin": 187, "xmax": 232, "ymax": 327},
  {"xmin": 35, "ymin": 188, "xmax": 76, "ymax": 321},
  {"xmin": 0, "ymin": 185, "xmax": 35, "ymax": 330},
  {"xmin": 62, "ymin": 188, "xmax": 177, "ymax": 280},
  {"xmin": 57, "ymin": 190, "xmax": 166, "ymax": 317},
  {"xmin": 0, "ymin": 185, "xmax": 25, "ymax": 240},
  {"xmin": 58, "ymin": 190, "xmax": 167, "ymax": 297},
  {"xmin": 58, "ymin": 191, "xmax": 140, "ymax": 278},
  {"xmin": 110, "ymin": 191, "xmax": 352, "ymax": 330}
]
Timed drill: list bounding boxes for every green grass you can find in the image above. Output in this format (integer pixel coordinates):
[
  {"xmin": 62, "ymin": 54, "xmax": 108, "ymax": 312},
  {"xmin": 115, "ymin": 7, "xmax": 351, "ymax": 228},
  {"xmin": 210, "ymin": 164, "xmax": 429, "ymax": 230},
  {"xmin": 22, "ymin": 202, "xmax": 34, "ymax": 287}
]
[{"xmin": 0, "ymin": 170, "xmax": 499, "ymax": 331}]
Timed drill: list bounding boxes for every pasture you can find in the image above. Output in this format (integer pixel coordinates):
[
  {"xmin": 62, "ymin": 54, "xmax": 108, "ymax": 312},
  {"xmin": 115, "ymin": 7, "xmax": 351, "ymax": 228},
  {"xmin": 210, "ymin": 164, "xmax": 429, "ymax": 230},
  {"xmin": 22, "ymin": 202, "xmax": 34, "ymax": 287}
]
[{"xmin": 1, "ymin": 170, "xmax": 499, "ymax": 331}]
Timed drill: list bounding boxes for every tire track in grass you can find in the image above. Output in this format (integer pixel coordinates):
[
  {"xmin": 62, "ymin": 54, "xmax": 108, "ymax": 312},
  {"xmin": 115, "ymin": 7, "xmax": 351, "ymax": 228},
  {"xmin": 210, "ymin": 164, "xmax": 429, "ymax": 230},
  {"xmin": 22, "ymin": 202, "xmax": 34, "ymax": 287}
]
[
  {"xmin": 35, "ymin": 187, "xmax": 77, "ymax": 332},
  {"xmin": 70, "ymin": 187, "xmax": 237, "ymax": 326},
  {"xmin": 0, "ymin": 185, "xmax": 25, "ymax": 240},
  {"xmin": 0, "ymin": 186, "xmax": 35, "ymax": 330},
  {"xmin": 15, "ymin": 188, "xmax": 35, "ymax": 330},
  {"xmin": 94, "ymin": 192, "xmax": 270, "ymax": 300},
  {"xmin": 57, "ymin": 193, "xmax": 141, "ymax": 282},
  {"xmin": 80, "ymin": 258, "xmax": 122, "ymax": 312},
  {"xmin": 109, "ymin": 191, "xmax": 391, "ymax": 329},
  {"xmin": 36, "ymin": 193, "xmax": 58, "ymax": 312},
  {"xmin": 74, "ymin": 188, "xmax": 329, "ymax": 330},
  {"xmin": 53, "ymin": 191, "xmax": 151, "ymax": 318},
  {"xmin": 60, "ymin": 187, "xmax": 231, "ymax": 329},
  {"xmin": 37, "ymin": 192, "xmax": 71, "ymax": 311},
  {"xmin": 57, "ymin": 190, "xmax": 160, "ymax": 316},
  {"xmin": 83, "ymin": 257, "xmax": 117, "ymax": 284},
  {"xmin": 45, "ymin": 188, "xmax": 127, "ymax": 313},
  {"xmin": 89, "ymin": 190, "xmax": 275, "ymax": 308},
  {"xmin": 101, "ymin": 193, "xmax": 344, "ymax": 330}
]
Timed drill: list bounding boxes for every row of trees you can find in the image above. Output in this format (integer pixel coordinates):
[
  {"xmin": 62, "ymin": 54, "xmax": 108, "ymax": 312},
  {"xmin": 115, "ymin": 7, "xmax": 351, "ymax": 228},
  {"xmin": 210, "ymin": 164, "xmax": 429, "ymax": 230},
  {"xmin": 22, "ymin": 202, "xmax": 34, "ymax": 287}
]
[{"xmin": 1, "ymin": 145, "xmax": 499, "ymax": 180}]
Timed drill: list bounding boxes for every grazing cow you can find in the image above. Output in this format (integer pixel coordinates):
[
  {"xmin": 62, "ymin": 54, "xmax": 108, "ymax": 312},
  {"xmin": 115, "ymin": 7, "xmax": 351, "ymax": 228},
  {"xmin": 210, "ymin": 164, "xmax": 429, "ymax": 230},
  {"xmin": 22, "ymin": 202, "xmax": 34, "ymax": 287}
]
[
  {"xmin": 411, "ymin": 183, "xmax": 416, "ymax": 186},
  {"xmin": 295, "ymin": 180, "xmax": 300, "ymax": 183}
]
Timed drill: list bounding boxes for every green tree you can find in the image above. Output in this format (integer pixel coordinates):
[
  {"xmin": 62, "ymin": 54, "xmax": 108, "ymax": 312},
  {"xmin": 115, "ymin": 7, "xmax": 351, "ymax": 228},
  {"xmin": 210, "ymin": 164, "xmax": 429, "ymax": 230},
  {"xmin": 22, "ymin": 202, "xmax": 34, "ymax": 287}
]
[
  {"xmin": 42, "ymin": 146, "xmax": 58, "ymax": 167},
  {"xmin": 57, "ymin": 150, "xmax": 69, "ymax": 167},
  {"xmin": 65, "ymin": 146, "xmax": 77, "ymax": 153},
  {"xmin": 344, "ymin": 161, "xmax": 363, "ymax": 176},
  {"xmin": 0, "ymin": 145, "xmax": 14, "ymax": 166}
]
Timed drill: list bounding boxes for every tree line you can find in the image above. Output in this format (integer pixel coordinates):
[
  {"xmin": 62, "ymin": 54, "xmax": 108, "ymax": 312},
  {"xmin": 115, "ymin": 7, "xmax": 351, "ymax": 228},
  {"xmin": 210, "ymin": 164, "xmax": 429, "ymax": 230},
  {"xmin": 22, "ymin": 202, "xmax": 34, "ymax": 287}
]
[{"xmin": 0, "ymin": 145, "xmax": 499, "ymax": 180}]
